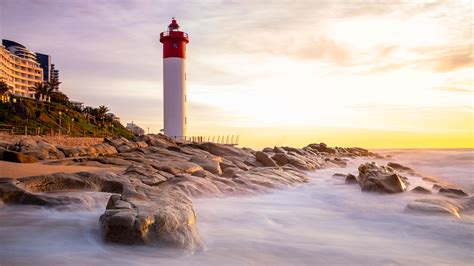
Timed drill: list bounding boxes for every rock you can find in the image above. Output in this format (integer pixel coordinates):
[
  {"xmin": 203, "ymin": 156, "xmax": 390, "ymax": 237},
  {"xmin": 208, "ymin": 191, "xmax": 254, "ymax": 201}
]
[
  {"xmin": 272, "ymin": 152, "xmax": 315, "ymax": 170},
  {"xmin": 357, "ymin": 162, "xmax": 408, "ymax": 193},
  {"xmin": 387, "ymin": 162, "xmax": 414, "ymax": 172},
  {"xmin": 332, "ymin": 173, "xmax": 346, "ymax": 178},
  {"xmin": 345, "ymin": 174, "xmax": 357, "ymax": 184},
  {"xmin": 153, "ymin": 160, "xmax": 203, "ymax": 175},
  {"xmin": 92, "ymin": 143, "xmax": 118, "ymax": 156},
  {"xmin": 58, "ymin": 146, "xmax": 87, "ymax": 157},
  {"xmin": 439, "ymin": 188, "xmax": 469, "ymax": 197},
  {"xmin": 345, "ymin": 147, "xmax": 370, "ymax": 157},
  {"xmin": 3, "ymin": 150, "xmax": 38, "ymax": 163},
  {"xmin": 221, "ymin": 167, "xmax": 241, "ymax": 178},
  {"xmin": 198, "ymin": 143, "xmax": 255, "ymax": 165},
  {"xmin": 287, "ymin": 156, "xmax": 312, "ymax": 171},
  {"xmin": 0, "ymin": 147, "xmax": 4, "ymax": 160},
  {"xmin": 255, "ymin": 151, "xmax": 279, "ymax": 167},
  {"xmin": 136, "ymin": 141, "xmax": 148, "ymax": 148},
  {"xmin": 272, "ymin": 153, "xmax": 290, "ymax": 166},
  {"xmin": 138, "ymin": 134, "xmax": 177, "ymax": 148},
  {"xmin": 190, "ymin": 156, "xmax": 222, "ymax": 175},
  {"xmin": 105, "ymin": 191, "xmax": 204, "ymax": 252},
  {"xmin": 307, "ymin": 143, "xmax": 337, "ymax": 154},
  {"xmin": 406, "ymin": 198, "xmax": 461, "ymax": 218},
  {"xmin": 117, "ymin": 144, "xmax": 137, "ymax": 153},
  {"xmin": 273, "ymin": 146, "xmax": 286, "ymax": 153},
  {"xmin": 411, "ymin": 186, "xmax": 432, "ymax": 194}
]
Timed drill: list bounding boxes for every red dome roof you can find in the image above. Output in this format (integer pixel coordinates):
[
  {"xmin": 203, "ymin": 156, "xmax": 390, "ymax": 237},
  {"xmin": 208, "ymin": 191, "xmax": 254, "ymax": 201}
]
[{"xmin": 168, "ymin": 18, "xmax": 180, "ymax": 31}]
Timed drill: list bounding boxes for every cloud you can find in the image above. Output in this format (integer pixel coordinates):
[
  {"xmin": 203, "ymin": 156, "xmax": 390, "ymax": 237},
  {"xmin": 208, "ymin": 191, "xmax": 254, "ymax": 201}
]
[
  {"xmin": 435, "ymin": 87, "xmax": 473, "ymax": 93},
  {"xmin": 291, "ymin": 37, "xmax": 351, "ymax": 66},
  {"xmin": 429, "ymin": 48, "xmax": 474, "ymax": 72}
]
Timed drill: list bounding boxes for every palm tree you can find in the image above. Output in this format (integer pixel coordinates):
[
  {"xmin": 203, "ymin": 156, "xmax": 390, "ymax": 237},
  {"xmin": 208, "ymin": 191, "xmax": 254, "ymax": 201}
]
[
  {"xmin": 97, "ymin": 105, "xmax": 110, "ymax": 124},
  {"xmin": 34, "ymin": 82, "xmax": 50, "ymax": 99},
  {"xmin": 0, "ymin": 81, "xmax": 9, "ymax": 95},
  {"xmin": 47, "ymin": 78, "xmax": 61, "ymax": 92},
  {"xmin": 97, "ymin": 105, "xmax": 109, "ymax": 116}
]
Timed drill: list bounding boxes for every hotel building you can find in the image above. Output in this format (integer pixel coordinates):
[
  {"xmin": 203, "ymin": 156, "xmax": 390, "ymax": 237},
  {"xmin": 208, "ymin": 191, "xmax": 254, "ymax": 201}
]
[{"xmin": 0, "ymin": 40, "xmax": 44, "ymax": 98}]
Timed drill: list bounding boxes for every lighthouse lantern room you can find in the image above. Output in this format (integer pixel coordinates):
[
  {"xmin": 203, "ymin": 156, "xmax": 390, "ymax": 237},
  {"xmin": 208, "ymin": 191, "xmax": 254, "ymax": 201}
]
[{"xmin": 159, "ymin": 18, "xmax": 189, "ymax": 140}]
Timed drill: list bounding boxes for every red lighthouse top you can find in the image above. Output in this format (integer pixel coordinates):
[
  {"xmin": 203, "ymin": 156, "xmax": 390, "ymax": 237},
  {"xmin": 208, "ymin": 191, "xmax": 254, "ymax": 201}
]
[{"xmin": 159, "ymin": 18, "xmax": 189, "ymax": 59}]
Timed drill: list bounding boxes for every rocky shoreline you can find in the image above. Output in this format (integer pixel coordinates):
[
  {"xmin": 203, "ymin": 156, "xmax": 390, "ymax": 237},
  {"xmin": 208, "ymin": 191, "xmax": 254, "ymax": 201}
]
[{"xmin": 0, "ymin": 134, "xmax": 472, "ymax": 253}]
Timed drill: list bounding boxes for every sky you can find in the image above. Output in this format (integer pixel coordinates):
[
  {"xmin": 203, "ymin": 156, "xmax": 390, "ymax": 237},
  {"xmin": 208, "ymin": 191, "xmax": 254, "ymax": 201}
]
[{"xmin": 1, "ymin": 0, "xmax": 472, "ymax": 148}]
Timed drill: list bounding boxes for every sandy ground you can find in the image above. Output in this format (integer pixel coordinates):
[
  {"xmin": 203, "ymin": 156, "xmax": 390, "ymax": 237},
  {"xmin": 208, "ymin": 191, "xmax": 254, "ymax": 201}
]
[{"xmin": 0, "ymin": 160, "xmax": 125, "ymax": 179}]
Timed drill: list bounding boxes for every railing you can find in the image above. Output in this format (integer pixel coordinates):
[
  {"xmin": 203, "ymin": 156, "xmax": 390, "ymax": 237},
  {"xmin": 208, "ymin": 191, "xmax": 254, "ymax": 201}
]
[{"xmin": 170, "ymin": 135, "xmax": 239, "ymax": 146}]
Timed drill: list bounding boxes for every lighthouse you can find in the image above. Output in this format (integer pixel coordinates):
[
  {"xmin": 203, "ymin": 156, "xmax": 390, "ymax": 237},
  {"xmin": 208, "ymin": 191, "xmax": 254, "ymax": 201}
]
[{"xmin": 159, "ymin": 18, "xmax": 189, "ymax": 140}]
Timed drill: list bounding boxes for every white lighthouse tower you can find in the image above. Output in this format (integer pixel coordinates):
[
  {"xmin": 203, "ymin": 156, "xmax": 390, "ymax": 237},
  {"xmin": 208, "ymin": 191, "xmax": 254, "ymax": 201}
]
[{"xmin": 159, "ymin": 18, "xmax": 189, "ymax": 140}]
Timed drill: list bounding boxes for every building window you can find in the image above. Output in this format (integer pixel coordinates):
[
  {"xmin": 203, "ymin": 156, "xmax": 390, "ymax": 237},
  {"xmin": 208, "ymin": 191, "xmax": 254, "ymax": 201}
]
[{"xmin": 173, "ymin": 42, "xmax": 178, "ymax": 48}]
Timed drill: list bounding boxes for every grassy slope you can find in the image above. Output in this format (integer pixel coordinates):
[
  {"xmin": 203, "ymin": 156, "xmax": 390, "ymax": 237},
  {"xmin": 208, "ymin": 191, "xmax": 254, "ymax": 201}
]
[{"xmin": 0, "ymin": 98, "xmax": 132, "ymax": 138}]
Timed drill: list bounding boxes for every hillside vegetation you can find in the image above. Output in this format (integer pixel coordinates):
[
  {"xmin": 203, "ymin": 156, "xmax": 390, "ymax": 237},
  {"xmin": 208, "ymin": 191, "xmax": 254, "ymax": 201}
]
[{"xmin": 0, "ymin": 97, "xmax": 132, "ymax": 138}]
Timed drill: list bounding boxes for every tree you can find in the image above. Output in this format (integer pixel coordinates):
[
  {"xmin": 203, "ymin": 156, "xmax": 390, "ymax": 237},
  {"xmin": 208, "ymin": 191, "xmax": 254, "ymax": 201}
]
[
  {"xmin": 0, "ymin": 81, "xmax": 9, "ymax": 95},
  {"xmin": 34, "ymin": 82, "xmax": 50, "ymax": 99},
  {"xmin": 97, "ymin": 105, "xmax": 109, "ymax": 119},
  {"xmin": 50, "ymin": 91, "xmax": 70, "ymax": 105},
  {"xmin": 47, "ymin": 78, "xmax": 61, "ymax": 92}
]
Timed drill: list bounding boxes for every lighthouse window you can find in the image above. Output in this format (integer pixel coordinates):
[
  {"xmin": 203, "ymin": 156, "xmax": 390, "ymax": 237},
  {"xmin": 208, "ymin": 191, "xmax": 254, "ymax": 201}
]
[{"xmin": 172, "ymin": 42, "xmax": 178, "ymax": 48}]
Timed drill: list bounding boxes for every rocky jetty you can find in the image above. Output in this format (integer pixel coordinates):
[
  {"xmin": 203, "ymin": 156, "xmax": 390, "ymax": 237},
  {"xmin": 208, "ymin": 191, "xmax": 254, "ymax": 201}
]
[
  {"xmin": 1, "ymin": 135, "xmax": 471, "ymax": 248},
  {"xmin": 0, "ymin": 135, "xmax": 378, "ymax": 252}
]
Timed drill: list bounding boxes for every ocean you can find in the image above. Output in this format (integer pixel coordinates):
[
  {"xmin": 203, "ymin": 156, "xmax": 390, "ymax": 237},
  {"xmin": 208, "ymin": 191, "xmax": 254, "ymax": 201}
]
[{"xmin": 0, "ymin": 149, "xmax": 473, "ymax": 265}]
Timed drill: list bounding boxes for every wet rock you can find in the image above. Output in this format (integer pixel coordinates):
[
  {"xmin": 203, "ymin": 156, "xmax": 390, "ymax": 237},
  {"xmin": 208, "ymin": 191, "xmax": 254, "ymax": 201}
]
[
  {"xmin": 439, "ymin": 188, "xmax": 469, "ymax": 197},
  {"xmin": 406, "ymin": 198, "xmax": 461, "ymax": 218},
  {"xmin": 387, "ymin": 162, "xmax": 414, "ymax": 172},
  {"xmin": 255, "ymin": 151, "xmax": 279, "ymax": 167},
  {"xmin": 357, "ymin": 162, "xmax": 408, "ymax": 193},
  {"xmin": 3, "ymin": 150, "xmax": 38, "ymax": 163},
  {"xmin": 345, "ymin": 174, "xmax": 357, "ymax": 184},
  {"xmin": 411, "ymin": 186, "xmax": 432, "ymax": 194},
  {"xmin": 100, "ymin": 188, "xmax": 204, "ymax": 252}
]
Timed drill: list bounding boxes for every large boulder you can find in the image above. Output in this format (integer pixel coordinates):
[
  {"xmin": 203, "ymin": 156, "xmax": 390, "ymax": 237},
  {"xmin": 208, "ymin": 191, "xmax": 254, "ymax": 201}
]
[
  {"xmin": 3, "ymin": 150, "xmax": 38, "ymax": 163},
  {"xmin": 357, "ymin": 162, "xmax": 408, "ymax": 193},
  {"xmin": 58, "ymin": 146, "xmax": 88, "ymax": 157},
  {"xmin": 255, "ymin": 151, "xmax": 278, "ymax": 167},
  {"xmin": 99, "ymin": 189, "xmax": 205, "ymax": 253},
  {"xmin": 0, "ymin": 172, "xmax": 205, "ymax": 253}
]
